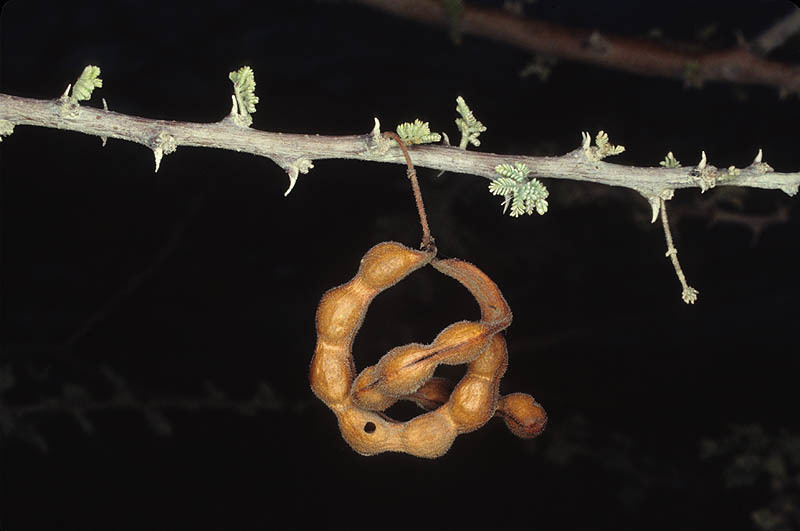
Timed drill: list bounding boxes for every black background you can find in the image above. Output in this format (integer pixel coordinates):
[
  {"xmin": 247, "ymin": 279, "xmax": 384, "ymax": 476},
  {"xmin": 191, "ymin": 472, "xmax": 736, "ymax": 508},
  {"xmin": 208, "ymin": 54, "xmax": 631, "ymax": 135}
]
[{"xmin": 2, "ymin": 1, "xmax": 800, "ymax": 529}]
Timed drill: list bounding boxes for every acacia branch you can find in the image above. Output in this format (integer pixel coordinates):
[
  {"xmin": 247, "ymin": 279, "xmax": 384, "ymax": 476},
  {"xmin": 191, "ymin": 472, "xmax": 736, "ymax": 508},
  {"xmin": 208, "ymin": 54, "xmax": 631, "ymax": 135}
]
[
  {"xmin": 354, "ymin": 0, "xmax": 800, "ymax": 94},
  {"xmin": 2, "ymin": 92, "xmax": 798, "ymax": 207},
  {"xmin": 753, "ymin": 8, "xmax": 800, "ymax": 54}
]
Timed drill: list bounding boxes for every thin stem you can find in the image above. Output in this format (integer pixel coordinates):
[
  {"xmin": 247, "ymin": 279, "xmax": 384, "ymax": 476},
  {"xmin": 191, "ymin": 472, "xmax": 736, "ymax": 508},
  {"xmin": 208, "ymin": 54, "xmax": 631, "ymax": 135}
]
[
  {"xmin": 2, "ymin": 94, "xmax": 799, "ymax": 199},
  {"xmin": 660, "ymin": 198, "xmax": 699, "ymax": 304},
  {"xmin": 753, "ymin": 7, "xmax": 800, "ymax": 54},
  {"xmin": 355, "ymin": 0, "xmax": 800, "ymax": 93},
  {"xmin": 382, "ymin": 131, "xmax": 434, "ymax": 251}
]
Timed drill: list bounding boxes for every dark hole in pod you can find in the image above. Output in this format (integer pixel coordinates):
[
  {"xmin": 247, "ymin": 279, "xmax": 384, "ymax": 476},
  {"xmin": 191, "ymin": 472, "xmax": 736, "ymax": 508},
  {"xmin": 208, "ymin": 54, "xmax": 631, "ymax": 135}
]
[{"xmin": 363, "ymin": 422, "xmax": 376, "ymax": 433}]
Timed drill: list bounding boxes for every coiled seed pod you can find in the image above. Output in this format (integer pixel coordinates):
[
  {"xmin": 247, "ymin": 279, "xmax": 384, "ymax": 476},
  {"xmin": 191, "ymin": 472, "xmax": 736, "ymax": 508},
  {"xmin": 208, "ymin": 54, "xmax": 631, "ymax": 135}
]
[{"xmin": 310, "ymin": 241, "xmax": 546, "ymax": 458}]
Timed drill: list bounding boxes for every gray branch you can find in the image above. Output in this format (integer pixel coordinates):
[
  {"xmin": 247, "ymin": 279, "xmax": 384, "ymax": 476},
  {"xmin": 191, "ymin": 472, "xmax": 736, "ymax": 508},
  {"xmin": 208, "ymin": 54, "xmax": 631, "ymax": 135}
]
[
  {"xmin": 753, "ymin": 6, "xmax": 800, "ymax": 55},
  {"xmin": 1, "ymin": 92, "xmax": 798, "ymax": 206}
]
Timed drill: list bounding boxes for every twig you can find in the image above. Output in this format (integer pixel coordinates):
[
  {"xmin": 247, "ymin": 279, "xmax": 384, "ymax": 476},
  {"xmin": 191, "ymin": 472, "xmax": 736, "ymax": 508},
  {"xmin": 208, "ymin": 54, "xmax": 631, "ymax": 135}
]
[
  {"xmin": 2, "ymin": 93, "xmax": 798, "ymax": 203},
  {"xmin": 354, "ymin": 0, "xmax": 800, "ymax": 94},
  {"xmin": 660, "ymin": 198, "xmax": 699, "ymax": 304},
  {"xmin": 753, "ymin": 7, "xmax": 800, "ymax": 55}
]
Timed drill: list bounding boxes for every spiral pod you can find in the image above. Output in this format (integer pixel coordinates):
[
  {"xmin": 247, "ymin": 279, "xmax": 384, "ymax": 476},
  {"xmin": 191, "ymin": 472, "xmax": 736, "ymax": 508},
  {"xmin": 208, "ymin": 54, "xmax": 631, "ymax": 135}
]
[
  {"xmin": 310, "ymin": 241, "xmax": 433, "ymax": 408},
  {"xmin": 309, "ymin": 241, "xmax": 547, "ymax": 458}
]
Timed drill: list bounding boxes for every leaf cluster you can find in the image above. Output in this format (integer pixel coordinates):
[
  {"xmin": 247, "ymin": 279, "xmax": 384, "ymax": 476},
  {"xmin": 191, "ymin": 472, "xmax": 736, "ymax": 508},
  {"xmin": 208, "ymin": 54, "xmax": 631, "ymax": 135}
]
[
  {"xmin": 489, "ymin": 162, "xmax": 549, "ymax": 217},
  {"xmin": 455, "ymin": 95, "xmax": 486, "ymax": 148},
  {"xmin": 72, "ymin": 65, "xmax": 102, "ymax": 102},
  {"xmin": 396, "ymin": 119, "xmax": 441, "ymax": 145},
  {"xmin": 229, "ymin": 66, "xmax": 259, "ymax": 126}
]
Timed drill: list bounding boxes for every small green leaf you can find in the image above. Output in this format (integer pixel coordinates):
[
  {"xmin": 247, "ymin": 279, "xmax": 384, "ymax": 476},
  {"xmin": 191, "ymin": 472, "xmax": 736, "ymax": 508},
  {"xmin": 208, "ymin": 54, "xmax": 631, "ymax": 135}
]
[
  {"xmin": 488, "ymin": 176, "xmax": 517, "ymax": 196},
  {"xmin": 71, "ymin": 65, "xmax": 102, "ymax": 102},
  {"xmin": 229, "ymin": 66, "xmax": 259, "ymax": 125},
  {"xmin": 495, "ymin": 162, "xmax": 531, "ymax": 180},
  {"xmin": 595, "ymin": 130, "xmax": 625, "ymax": 157},
  {"xmin": 396, "ymin": 119, "xmax": 441, "ymax": 145},
  {"xmin": 490, "ymin": 162, "xmax": 548, "ymax": 217},
  {"xmin": 455, "ymin": 96, "xmax": 486, "ymax": 148},
  {"xmin": 660, "ymin": 151, "xmax": 681, "ymax": 168}
]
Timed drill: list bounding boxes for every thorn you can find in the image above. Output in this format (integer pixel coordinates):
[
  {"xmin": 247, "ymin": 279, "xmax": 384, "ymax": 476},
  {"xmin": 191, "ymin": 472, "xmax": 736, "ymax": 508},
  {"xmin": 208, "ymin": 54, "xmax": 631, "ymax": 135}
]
[
  {"xmin": 61, "ymin": 84, "xmax": 72, "ymax": 100},
  {"xmin": 229, "ymin": 94, "xmax": 238, "ymax": 117},
  {"xmin": 648, "ymin": 196, "xmax": 661, "ymax": 223},
  {"xmin": 285, "ymin": 166, "xmax": 298, "ymax": 196},
  {"xmin": 581, "ymin": 131, "xmax": 591, "ymax": 149},
  {"xmin": 154, "ymin": 147, "xmax": 163, "ymax": 173},
  {"xmin": 754, "ymin": 148, "xmax": 763, "ymax": 164},
  {"xmin": 698, "ymin": 150, "xmax": 707, "ymax": 170},
  {"xmin": 100, "ymin": 98, "xmax": 109, "ymax": 147},
  {"xmin": 151, "ymin": 132, "xmax": 176, "ymax": 173},
  {"xmin": 282, "ymin": 157, "xmax": 313, "ymax": 196},
  {"xmin": 371, "ymin": 117, "xmax": 381, "ymax": 139}
]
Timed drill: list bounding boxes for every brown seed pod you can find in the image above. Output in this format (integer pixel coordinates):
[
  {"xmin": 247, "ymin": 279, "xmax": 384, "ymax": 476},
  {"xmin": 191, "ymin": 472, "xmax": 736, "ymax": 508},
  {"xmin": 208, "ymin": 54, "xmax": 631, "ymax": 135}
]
[{"xmin": 309, "ymin": 241, "xmax": 546, "ymax": 458}]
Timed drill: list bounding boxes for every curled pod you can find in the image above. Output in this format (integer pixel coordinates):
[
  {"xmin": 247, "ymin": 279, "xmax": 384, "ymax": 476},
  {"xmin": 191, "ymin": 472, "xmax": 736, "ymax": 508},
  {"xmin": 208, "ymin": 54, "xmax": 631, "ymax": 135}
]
[
  {"xmin": 310, "ymin": 242, "xmax": 434, "ymax": 408},
  {"xmin": 446, "ymin": 333, "xmax": 509, "ymax": 433},
  {"xmin": 311, "ymin": 242, "xmax": 546, "ymax": 458},
  {"xmin": 431, "ymin": 258, "xmax": 512, "ymax": 324}
]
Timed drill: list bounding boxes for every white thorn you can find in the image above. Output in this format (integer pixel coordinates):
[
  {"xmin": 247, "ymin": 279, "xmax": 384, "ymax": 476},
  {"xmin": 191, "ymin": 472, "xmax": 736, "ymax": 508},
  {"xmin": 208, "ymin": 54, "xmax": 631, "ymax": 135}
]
[
  {"xmin": 229, "ymin": 95, "xmax": 238, "ymax": 117},
  {"xmin": 754, "ymin": 148, "xmax": 763, "ymax": 164},
  {"xmin": 154, "ymin": 147, "xmax": 163, "ymax": 173},
  {"xmin": 100, "ymin": 98, "xmax": 109, "ymax": 147},
  {"xmin": 581, "ymin": 131, "xmax": 591, "ymax": 149},
  {"xmin": 283, "ymin": 158, "xmax": 313, "ymax": 196},
  {"xmin": 648, "ymin": 196, "xmax": 661, "ymax": 223},
  {"xmin": 285, "ymin": 166, "xmax": 298, "ymax": 197},
  {"xmin": 370, "ymin": 117, "xmax": 385, "ymax": 148},
  {"xmin": 698, "ymin": 150, "xmax": 707, "ymax": 170},
  {"xmin": 370, "ymin": 117, "xmax": 382, "ymax": 143},
  {"xmin": 61, "ymin": 84, "xmax": 72, "ymax": 100}
]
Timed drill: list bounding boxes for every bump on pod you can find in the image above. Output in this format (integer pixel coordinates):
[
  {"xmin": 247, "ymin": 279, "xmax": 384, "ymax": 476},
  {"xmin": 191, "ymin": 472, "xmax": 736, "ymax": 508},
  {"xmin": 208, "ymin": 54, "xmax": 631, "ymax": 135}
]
[{"xmin": 309, "ymin": 241, "xmax": 546, "ymax": 458}]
